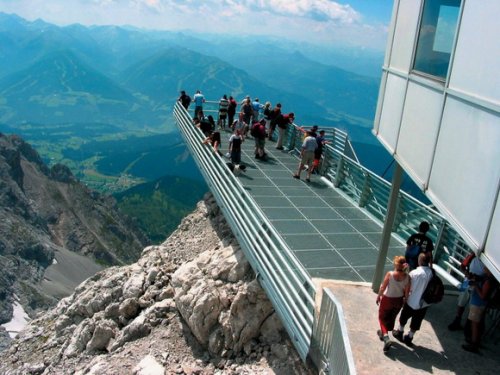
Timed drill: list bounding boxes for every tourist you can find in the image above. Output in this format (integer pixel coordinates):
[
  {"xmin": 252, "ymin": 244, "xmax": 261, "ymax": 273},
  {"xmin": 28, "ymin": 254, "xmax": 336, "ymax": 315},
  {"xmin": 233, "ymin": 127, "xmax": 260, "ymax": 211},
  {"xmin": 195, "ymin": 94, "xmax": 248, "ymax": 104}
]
[
  {"xmin": 252, "ymin": 98, "xmax": 264, "ymax": 122},
  {"xmin": 310, "ymin": 129, "xmax": 330, "ymax": 174},
  {"xmin": 405, "ymin": 221, "xmax": 434, "ymax": 270},
  {"xmin": 376, "ymin": 256, "xmax": 410, "ymax": 352},
  {"xmin": 268, "ymin": 103, "xmax": 281, "ymax": 141},
  {"xmin": 178, "ymin": 90, "xmax": 191, "ymax": 110},
  {"xmin": 393, "ymin": 253, "xmax": 433, "ymax": 346},
  {"xmin": 240, "ymin": 98, "xmax": 253, "ymax": 128},
  {"xmin": 462, "ymin": 265, "xmax": 498, "ymax": 353},
  {"xmin": 193, "ymin": 90, "xmax": 205, "ymax": 119},
  {"xmin": 276, "ymin": 112, "xmax": 294, "ymax": 150},
  {"xmin": 252, "ymin": 119, "xmax": 267, "ymax": 160},
  {"xmin": 448, "ymin": 252, "xmax": 485, "ymax": 331},
  {"xmin": 293, "ymin": 130, "xmax": 317, "ymax": 182},
  {"xmin": 218, "ymin": 95, "xmax": 229, "ymax": 129},
  {"xmin": 227, "ymin": 96, "xmax": 237, "ymax": 129},
  {"xmin": 228, "ymin": 128, "xmax": 244, "ymax": 165},
  {"xmin": 203, "ymin": 131, "xmax": 222, "ymax": 154}
]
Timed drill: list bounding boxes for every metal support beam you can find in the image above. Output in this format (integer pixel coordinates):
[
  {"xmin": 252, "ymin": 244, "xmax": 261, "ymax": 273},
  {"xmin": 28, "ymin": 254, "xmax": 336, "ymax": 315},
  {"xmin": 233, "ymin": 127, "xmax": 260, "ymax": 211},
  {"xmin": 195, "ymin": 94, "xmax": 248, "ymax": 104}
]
[{"xmin": 372, "ymin": 162, "xmax": 403, "ymax": 292}]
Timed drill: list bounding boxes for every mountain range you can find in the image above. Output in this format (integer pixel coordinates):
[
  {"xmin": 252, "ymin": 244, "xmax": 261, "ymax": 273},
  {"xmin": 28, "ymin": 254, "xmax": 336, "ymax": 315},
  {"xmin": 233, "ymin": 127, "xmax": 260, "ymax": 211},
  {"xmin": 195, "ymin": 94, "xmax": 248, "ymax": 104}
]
[
  {"xmin": 0, "ymin": 12, "xmax": 380, "ymax": 141},
  {"xmin": 0, "ymin": 133, "xmax": 148, "ymax": 343}
]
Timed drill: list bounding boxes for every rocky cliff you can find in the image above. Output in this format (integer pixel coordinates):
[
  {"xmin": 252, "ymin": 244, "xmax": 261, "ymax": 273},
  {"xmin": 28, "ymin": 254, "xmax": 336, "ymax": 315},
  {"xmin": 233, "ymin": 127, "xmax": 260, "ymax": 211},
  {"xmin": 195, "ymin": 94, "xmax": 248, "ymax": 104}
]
[
  {"xmin": 0, "ymin": 133, "xmax": 148, "ymax": 346},
  {"xmin": 0, "ymin": 194, "xmax": 310, "ymax": 374}
]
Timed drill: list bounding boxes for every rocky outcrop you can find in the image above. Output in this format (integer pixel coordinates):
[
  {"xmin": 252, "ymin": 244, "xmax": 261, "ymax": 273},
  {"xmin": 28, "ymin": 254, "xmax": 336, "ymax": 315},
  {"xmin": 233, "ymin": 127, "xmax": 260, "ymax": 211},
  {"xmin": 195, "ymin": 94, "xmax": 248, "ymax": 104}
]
[
  {"xmin": 0, "ymin": 133, "xmax": 148, "ymax": 344},
  {"xmin": 0, "ymin": 194, "xmax": 310, "ymax": 374}
]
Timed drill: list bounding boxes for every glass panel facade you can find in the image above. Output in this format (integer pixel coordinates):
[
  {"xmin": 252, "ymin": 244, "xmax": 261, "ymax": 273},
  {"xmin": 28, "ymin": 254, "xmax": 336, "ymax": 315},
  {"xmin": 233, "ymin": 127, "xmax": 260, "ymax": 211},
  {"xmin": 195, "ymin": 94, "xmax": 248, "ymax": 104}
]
[{"xmin": 413, "ymin": 0, "xmax": 461, "ymax": 79}]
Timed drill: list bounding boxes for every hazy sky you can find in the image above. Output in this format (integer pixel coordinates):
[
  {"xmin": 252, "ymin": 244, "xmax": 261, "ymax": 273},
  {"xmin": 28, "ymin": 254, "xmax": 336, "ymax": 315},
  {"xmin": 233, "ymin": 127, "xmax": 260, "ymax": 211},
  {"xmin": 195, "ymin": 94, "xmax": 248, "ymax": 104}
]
[{"xmin": 0, "ymin": 0, "xmax": 394, "ymax": 50}]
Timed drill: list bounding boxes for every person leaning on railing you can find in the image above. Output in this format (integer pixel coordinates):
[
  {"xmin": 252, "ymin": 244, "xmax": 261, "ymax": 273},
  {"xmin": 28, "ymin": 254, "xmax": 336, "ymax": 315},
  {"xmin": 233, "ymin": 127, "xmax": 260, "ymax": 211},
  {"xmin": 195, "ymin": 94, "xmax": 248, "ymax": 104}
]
[
  {"xmin": 267, "ymin": 103, "xmax": 281, "ymax": 141},
  {"xmin": 276, "ymin": 112, "xmax": 294, "ymax": 150}
]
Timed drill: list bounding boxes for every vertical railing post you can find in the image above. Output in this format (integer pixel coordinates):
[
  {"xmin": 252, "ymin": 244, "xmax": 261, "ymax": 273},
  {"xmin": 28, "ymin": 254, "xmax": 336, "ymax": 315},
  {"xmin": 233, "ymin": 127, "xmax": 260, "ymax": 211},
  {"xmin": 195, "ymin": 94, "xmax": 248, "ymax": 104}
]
[
  {"xmin": 372, "ymin": 162, "xmax": 403, "ymax": 292},
  {"xmin": 334, "ymin": 156, "xmax": 344, "ymax": 188},
  {"xmin": 433, "ymin": 219, "xmax": 447, "ymax": 264},
  {"xmin": 358, "ymin": 173, "xmax": 371, "ymax": 208},
  {"xmin": 320, "ymin": 149, "xmax": 330, "ymax": 176},
  {"xmin": 288, "ymin": 125, "xmax": 297, "ymax": 151}
]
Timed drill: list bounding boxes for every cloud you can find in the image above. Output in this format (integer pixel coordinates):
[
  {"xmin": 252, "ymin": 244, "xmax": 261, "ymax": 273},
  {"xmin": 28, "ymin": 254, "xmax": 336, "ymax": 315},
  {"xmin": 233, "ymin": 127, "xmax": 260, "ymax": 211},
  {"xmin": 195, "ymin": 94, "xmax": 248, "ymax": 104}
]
[
  {"xmin": 254, "ymin": 0, "xmax": 360, "ymax": 23},
  {"xmin": 97, "ymin": 0, "xmax": 360, "ymax": 23},
  {"xmin": 0, "ymin": 0, "xmax": 386, "ymax": 49}
]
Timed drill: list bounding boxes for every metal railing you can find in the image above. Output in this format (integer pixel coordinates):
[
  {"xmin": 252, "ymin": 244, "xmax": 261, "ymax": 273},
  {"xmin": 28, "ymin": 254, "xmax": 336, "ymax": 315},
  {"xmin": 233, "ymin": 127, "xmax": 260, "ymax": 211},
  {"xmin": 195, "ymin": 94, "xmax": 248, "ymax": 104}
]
[
  {"xmin": 267, "ymin": 111, "xmax": 472, "ymax": 286},
  {"xmin": 316, "ymin": 135, "xmax": 472, "ymax": 287},
  {"xmin": 310, "ymin": 289, "xmax": 357, "ymax": 375},
  {"xmin": 173, "ymin": 102, "xmax": 316, "ymax": 361},
  {"xmin": 174, "ymin": 101, "xmax": 357, "ymax": 374}
]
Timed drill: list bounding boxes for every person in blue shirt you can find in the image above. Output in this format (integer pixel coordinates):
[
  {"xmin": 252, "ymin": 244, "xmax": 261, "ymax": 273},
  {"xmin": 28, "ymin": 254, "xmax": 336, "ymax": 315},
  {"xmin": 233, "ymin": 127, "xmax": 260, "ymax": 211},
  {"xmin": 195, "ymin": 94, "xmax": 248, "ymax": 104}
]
[
  {"xmin": 193, "ymin": 90, "xmax": 205, "ymax": 119},
  {"xmin": 462, "ymin": 266, "xmax": 498, "ymax": 353},
  {"xmin": 251, "ymin": 98, "xmax": 264, "ymax": 122}
]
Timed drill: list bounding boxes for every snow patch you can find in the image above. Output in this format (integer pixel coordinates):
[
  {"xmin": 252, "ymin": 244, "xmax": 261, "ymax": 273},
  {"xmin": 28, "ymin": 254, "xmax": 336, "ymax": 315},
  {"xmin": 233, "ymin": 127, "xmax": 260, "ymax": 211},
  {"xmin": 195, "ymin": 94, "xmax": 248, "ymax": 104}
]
[{"xmin": 1, "ymin": 295, "xmax": 30, "ymax": 338}]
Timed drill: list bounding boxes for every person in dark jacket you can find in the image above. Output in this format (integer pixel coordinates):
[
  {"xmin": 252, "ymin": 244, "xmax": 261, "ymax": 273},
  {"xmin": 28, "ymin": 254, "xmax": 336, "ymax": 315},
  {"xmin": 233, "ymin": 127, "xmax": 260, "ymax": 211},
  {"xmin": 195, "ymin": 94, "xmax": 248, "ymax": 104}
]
[{"xmin": 178, "ymin": 91, "xmax": 191, "ymax": 109}]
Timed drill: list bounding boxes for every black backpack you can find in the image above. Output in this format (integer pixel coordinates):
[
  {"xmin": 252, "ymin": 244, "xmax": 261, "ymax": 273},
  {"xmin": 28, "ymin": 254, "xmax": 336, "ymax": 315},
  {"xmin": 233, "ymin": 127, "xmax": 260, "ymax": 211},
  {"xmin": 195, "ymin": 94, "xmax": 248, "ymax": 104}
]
[{"xmin": 422, "ymin": 269, "xmax": 444, "ymax": 304}]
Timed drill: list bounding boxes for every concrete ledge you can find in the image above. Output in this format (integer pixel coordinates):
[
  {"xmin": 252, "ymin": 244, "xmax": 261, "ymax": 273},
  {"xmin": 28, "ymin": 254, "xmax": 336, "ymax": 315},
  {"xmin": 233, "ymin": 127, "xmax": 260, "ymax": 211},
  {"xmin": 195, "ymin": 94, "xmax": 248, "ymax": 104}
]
[{"xmin": 314, "ymin": 280, "xmax": 500, "ymax": 375}]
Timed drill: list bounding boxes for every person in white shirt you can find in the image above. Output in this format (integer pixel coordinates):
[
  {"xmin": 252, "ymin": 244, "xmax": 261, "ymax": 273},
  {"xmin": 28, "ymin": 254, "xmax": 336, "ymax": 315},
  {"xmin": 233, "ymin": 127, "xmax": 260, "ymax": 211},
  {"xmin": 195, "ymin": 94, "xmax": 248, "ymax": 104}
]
[
  {"xmin": 392, "ymin": 253, "xmax": 433, "ymax": 346},
  {"xmin": 293, "ymin": 130, "xmax": 317, "ymax": 182}
]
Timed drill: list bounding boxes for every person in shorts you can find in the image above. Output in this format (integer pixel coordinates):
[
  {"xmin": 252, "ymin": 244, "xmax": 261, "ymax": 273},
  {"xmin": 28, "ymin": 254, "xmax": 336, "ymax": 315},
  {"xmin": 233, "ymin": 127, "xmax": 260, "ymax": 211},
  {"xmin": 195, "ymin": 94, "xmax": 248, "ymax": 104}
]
[
  {"xmin": 293, "ymin": 131, "xmax": 317, "ymax": 182},
  {"xmin": 462, "ymin": 266, "xmax": 498, "ymax": 353}
]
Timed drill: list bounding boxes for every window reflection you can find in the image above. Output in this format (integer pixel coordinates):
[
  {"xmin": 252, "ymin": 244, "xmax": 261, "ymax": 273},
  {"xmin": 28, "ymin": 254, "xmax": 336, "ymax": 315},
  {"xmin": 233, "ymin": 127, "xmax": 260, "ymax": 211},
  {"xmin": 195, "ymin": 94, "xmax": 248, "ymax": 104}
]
[{"xmin": 413, "ymin": 0, "xmax": 461, "ymax": 80}]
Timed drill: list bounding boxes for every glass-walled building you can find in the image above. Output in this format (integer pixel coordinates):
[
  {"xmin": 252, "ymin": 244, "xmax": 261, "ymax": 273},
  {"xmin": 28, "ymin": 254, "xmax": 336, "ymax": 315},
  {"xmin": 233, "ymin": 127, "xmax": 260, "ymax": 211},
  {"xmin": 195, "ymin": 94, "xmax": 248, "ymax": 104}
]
[{"xmin": 373, "ymin": 0, "xmax": 500, "ymax": 279}]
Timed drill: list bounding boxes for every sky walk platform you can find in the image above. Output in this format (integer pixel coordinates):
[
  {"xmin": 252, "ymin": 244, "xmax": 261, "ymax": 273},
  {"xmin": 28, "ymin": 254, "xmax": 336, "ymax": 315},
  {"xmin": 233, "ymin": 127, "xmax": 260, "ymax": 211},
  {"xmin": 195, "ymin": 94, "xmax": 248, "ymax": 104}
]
[{"xmin": 233, "ymin": 133, "xmax": 400, "ymax": 283}]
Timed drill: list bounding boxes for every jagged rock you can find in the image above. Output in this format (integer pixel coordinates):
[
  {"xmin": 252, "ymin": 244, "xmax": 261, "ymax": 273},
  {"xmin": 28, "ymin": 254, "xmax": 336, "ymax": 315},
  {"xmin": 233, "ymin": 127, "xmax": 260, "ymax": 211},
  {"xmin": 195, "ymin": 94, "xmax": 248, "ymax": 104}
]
[
  {"xmin": 0, "ymin": 194, "xmax": 309, "ymax": 375},
  {"xmin": 221, "ymin": 280, "xmax": 275, "ymax": 353},
  {"xmin": 104, "ymin": 302, "xmax": 121, "ymax": 320},
  {"xmin": 23, "ymin": 362, "xmax": 46, "ymax": 374},
  {"xmin": 122, "ymin": 267, "xmax": 145, "ymax": 299},
  {"xmin": 119, "ymin": 298, "xmax": 139, "ymax": 319},
  {"xmin": 157, "ymin": 284, "xmax": 174, "ymax": 301},
  {"xmin": 86, "ymin": 319, "xmax": 118, "ymax": 353},
  {"xmin": 64, "ymin": 319, "xmax": 95, "ymax": 358},
  {"xmin": 109, "ymin": 315, "xmax": 151, "ymax": 352},
  {"xmin": 54, "ymin": 314, "xmax": 72, "ymax": 335},
  {"xmin": 259, "ymin": 313, "xmax": 284, "ymax": 344}
]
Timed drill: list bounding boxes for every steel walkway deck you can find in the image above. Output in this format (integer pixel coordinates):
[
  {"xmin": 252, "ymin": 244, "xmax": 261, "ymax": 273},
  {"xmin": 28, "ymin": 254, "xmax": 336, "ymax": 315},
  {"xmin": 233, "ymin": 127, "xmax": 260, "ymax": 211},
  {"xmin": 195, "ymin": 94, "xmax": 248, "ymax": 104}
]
[{"xmin": 225, "ymin": 131, "xmax": 403, "ymax": 283}]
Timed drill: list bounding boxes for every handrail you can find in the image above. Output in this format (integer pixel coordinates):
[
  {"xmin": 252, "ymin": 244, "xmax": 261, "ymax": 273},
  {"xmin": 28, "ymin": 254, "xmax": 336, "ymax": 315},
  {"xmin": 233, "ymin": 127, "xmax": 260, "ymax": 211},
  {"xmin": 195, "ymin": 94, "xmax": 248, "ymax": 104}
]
[
  {"xmin": 173, "ymin": 102, "xmax": 316, "ymax": 361},
  {"xmin": 316, "ymin": 132, "xmax": 473, "ymax": 285}
]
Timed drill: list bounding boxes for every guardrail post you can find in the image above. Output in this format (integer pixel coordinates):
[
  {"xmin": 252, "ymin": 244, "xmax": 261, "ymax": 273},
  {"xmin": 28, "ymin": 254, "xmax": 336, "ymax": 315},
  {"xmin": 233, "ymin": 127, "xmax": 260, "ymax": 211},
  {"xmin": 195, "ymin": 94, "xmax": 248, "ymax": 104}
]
[
  {"xmin": 334, "ymin": 157, "xmax": 344, "ymax": 188},
  {"xmin": 287, "ymin": 125, "xmax": 298, "ymax": 151},
  {"xmin": 433, "ymin": 219, "xmax": 447, "ymax": 264},
  {"xmin": 372, "ymin": 161, "xmax": 403, "ymax": 292},
  {"xmin": 358, "ymin": 173, "xmax": 372, "ymax": 208}
]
